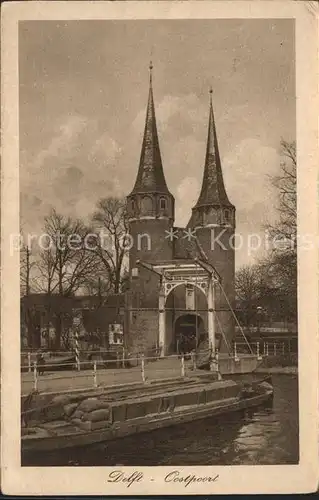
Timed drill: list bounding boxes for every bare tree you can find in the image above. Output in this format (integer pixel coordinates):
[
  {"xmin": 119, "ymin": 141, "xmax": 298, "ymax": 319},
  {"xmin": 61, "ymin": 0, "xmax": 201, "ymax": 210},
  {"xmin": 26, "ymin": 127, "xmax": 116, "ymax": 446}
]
[
  {"xmin": 38, "ymin": 209, "xmax": 99, "ymax": 296},
  {"xmin": 235, "ymin": 264, "xmax": 265, "ymax": 327},
  {"xmin": 90, "ymin": 197, "xmax": 129, "ymax": 294},
  {"xmin": 20, "ymin": 241, "xmax": 42, "ymax": 295},
  {"xmin": 37, "ymin": 209, "xmax": 100, "ymax": 347},
  {"xmin": 264, "ymin": 140, "xmax": 297, "ymax": 316},
  {"xmin": 267, "ymin": 140, "xmax": 296, "ymax": 243},
  {"xmin": 20, "ymin": 242, "xmax": 43, "ymax": 346},
  {"xmin": 82, "ymin": 274, "xmax": 111, "ymax": 298}
]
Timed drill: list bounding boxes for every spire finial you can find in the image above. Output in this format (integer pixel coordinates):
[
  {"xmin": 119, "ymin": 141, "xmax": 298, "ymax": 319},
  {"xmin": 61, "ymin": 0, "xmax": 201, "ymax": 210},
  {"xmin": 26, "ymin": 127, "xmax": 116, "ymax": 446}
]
[
  {"xmin": 149, "ymin": 60, "xmax": 153, "ymax": 84},
  {"xmin": 209, "ymin": 86, "xmax": 213, "ymax": 105}
]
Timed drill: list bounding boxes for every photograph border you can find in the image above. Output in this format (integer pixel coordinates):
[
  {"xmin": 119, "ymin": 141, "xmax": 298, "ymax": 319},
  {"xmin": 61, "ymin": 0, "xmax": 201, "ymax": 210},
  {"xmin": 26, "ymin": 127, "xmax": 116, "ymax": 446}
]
[{"xmin": 1, "ymin": 1, "xmax": 318, "ymax": 495}]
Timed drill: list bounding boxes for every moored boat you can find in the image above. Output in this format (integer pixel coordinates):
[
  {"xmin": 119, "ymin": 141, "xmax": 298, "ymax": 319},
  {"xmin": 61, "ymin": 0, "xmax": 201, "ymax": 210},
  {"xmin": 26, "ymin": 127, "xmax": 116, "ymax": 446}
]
[{"xmin": 21, "ymin": 374, "xmax": 273, "ymax": 454}]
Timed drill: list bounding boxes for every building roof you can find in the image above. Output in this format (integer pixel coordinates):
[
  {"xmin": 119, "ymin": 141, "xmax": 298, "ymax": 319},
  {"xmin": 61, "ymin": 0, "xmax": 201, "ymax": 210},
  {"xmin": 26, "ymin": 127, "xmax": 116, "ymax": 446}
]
[
  {"xmin": 20, "ymin": 293, "xmax": 125, "ymax": 310},
  {"xmin": 194, "ymin": 90, "xmax": 233, "ymax": 209},
  {"xmin": 129, "ymin": 63, "xmax": 171, "ymax": 196}
]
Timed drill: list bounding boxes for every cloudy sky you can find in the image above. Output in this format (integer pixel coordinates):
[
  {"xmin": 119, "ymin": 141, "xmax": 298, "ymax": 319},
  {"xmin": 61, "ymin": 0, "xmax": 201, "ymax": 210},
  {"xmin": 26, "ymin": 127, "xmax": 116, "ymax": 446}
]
[{"xmin": 19, "ymin": 19, "xmax": 295, "ymax": 268}]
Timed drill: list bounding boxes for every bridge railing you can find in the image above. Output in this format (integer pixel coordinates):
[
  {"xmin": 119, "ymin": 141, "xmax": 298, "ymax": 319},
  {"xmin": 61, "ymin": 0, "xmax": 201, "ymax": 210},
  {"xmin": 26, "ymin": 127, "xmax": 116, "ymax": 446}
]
[
  {"xmin": 234, "ymin": 340, "xmax": 298, "ymax": 356},
  {"xmin": 21, "ymin": 340, "xmax": 298, "ymax": 395},
  {"xmin": 21, "ymin": 352, "xmax": 200, "ymax": 395}
]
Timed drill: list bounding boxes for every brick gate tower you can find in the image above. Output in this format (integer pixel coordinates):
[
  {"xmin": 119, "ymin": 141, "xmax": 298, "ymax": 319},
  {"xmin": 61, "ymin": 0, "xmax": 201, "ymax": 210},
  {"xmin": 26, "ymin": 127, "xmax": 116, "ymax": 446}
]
[
  {"xmin": 188, "ymin": 89, "xmax": 236, "ymax": 352},
  {"xmin": 126, "ymin": 71, "xmax": 235, "ymax": 355},
  {"xmin": 126, "ymin": 63, "xmax": 175, "ymax": 352}
]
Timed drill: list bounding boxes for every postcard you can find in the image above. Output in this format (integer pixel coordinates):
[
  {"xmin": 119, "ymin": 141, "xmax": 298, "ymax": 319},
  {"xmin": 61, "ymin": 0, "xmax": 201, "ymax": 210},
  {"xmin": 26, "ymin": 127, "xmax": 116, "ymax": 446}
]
[{"xmin": 1, "ymin": 0, "xmax": 318, "ymax": 495}]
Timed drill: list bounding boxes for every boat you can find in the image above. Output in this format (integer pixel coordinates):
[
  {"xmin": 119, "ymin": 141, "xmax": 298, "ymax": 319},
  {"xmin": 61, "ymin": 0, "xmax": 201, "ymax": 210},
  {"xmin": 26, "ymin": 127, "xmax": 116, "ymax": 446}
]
[{"xmin": 21, "ymin": 374, "xmax": 273, "ymax": 453}]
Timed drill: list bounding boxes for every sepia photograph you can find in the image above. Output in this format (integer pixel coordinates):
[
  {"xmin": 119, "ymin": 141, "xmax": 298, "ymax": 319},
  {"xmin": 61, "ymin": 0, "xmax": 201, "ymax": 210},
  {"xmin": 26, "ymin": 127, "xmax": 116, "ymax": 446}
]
[{"xmin": 1, "ymin": 1, "xmax": 318, "ymax": 495}]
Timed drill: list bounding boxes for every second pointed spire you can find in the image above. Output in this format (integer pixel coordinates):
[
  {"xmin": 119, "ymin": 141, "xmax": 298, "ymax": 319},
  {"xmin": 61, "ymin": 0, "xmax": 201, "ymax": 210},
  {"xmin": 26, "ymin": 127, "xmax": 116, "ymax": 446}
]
[{"xmin": 194, "ymin": 89, "xmax": 232, "ymax": 208}]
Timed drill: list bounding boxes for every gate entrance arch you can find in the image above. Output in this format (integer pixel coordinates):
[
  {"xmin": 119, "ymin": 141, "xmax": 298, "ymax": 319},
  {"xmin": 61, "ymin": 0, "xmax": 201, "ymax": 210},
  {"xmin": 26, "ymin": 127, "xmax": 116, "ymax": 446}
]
[
  {"xmin": 136, "ymin": 259, "xmax": 221, "ymax": 357},
  {"xmin": 174, "ymin": 313, "xmax": 205, "ymax": 354}
]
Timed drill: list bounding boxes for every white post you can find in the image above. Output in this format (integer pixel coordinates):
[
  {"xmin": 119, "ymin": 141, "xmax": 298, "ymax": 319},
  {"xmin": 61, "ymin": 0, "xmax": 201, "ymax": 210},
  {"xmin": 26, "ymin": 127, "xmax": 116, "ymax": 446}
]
[
  {"xmin": 210, "ymin": 348, "xmax": 219, "ymax": 374},
  {"xmin": 33, "ymin": 361, "xmax": 38, "ymax": 391},
  {"xmin": 158, "ymin": 291, "xmax": 166, "ymax": 358},
  {"xmin": 28, "ymin": 352, "xmax": 31, "ymax": 373},
  {"xmin": 93, "ymin": 361, "xmax": 97, "ymax": 388},
  {"xmin": 75, "ymin": 328, "xmax": 80, "ymax": 371},
  {"xmin": 207, "ymin": 278, "xmax": 215, "ymax": 354},
  {"xmin": 181, "ymin": 355, "xmax": 185, "ymax": 377},
  {"xmin": 234, "ymin": 342, "xmax": 239, "ymax": 361},
  {"xmin": 216, "ymin": 350, "xmax": 222, "ymax": 380},
  {"xmin": 256, "ymin": 341, "xmax": 260, "ymax": 360},
  {"xmin": 191, "ymin": 350, "xmax": 196, "ymax": 371},
  {"xmin": 266, "ymin": 342, "xmax": 269, "ymax": 356},
  {"xmin": 263, "ymin": 342, "xmax": 266, "ymax": 355},
  {"xmin": 274, "ymin": 343, "xmax": 277, "ymax": 356},
  {"xmin": 141, "ymin": 354, "xmax": 145, "ymax": 383}
]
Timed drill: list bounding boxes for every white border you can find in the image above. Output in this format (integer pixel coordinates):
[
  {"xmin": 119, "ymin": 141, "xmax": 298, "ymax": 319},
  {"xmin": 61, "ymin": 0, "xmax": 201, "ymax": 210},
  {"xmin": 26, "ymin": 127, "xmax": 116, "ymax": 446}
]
[{"xmin": 1, "ymin": 1, "xmax": 318, "ymax": 495}]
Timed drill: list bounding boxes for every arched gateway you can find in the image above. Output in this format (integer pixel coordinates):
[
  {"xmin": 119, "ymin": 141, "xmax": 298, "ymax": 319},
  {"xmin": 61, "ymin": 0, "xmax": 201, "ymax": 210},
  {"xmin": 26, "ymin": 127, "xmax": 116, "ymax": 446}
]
[
  {"xmin": 137, "ymin": 258, "xmax": 220, "ymax": 357},
  {"xmin": 174, "ymin": 314, "xmax": 204, "ymax": 353}
]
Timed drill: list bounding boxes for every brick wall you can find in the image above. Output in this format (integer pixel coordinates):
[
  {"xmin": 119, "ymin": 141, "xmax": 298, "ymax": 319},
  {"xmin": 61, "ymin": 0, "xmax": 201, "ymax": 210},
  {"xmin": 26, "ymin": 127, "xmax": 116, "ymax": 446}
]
[
  {"xmin": 196, "ymin": 226, "xmax": 235, "ymax": 351},
  {"xmin": 126, "ymin": 309, "xmax": 159, "ymax": 354}
]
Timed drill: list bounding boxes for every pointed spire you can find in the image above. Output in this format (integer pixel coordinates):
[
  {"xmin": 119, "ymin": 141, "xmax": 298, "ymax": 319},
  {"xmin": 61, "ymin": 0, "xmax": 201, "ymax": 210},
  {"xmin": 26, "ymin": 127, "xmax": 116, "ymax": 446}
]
[
  {"xmin": 130, "ymin": 62, "xmax": 170, "ymax": 195},
  {"xmin": 194, "ymin": 89, "xmax": 232, "ymax": 208}
]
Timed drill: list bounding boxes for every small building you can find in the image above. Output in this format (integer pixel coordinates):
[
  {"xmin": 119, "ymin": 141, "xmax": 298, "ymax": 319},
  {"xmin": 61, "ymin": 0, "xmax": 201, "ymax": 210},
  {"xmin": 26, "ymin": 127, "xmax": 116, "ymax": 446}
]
[{"xmin": 21, "ymin": 293, "xmax": 125, "ymax": 350}]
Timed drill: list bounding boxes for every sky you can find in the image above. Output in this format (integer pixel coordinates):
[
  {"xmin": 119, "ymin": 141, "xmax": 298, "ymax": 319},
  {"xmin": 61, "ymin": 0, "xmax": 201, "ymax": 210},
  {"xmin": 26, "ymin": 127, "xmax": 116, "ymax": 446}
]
[{"xmin": 19, "ymin": 19, "xmax": 295, "ymax": 268}]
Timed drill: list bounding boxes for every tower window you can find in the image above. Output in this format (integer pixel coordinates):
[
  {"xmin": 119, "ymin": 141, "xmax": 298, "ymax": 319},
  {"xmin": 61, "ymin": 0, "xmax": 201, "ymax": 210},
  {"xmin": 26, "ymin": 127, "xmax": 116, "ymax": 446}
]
[
  {"xmin": 131, "ymin": 199, "xmax": 136, "ymax": 212},
  {"xmin": 160, "ymin": 197, "xmax": 167, "ymax": 210},
  {"xmin": 210, "ymin": 208, "xmax": 216, "ymax": 223},
  {"xmin": 141, "ymin": 196, "xmax": 153, "ymax": 215},
  {"xmin": 224, "ymin": 209, "xmax": 230, "ymax": 222}
]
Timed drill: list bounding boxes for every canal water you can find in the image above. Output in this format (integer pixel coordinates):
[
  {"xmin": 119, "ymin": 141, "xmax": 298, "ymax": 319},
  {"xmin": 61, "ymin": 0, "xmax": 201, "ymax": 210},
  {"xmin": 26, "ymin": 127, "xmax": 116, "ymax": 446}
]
[{"xmin": 22, "ymin": 374, "xmax": 299, "ymax": 466}]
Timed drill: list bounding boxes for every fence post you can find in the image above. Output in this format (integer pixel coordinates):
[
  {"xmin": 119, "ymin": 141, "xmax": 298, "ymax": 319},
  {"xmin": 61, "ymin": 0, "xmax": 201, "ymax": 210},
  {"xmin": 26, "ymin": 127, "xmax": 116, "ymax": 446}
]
[
  {"xmin": 33, "ymin": 361, "xmax": 38, "ymax": 391},
  {"xmin": 256, "ymin": 342, "xmax": 262, "ymax": 360},
  {"xmin": 122, "ymin": 348, "xmax": 125, "ymax": 369},
  {"xmin": 75, "ymin": 329, "xmax": 80, "ymax": 371},
  {"xmin": 191, "ymin": 351, "xmax": 196, "ymax": 371},
  {"xmin": 234, "ymin": 342, "xmax": 239, "ymax": 361},
  {"xmin": 93, "ymin": 361, "xmax": 97, "ymax": 388},
  {"xmin": 28, "ymin": 352, "xmax": 31, "ymax": 373},
  {"xmin": 263, "ymin": 342, "xmax": 266, "ymax": 356},
  {"xmin": 181, "ymin": 355, "xmax": 185, "ymax": 377},
  {"xmin": 216, "ymin": 350, "xmax": 222, "ymax": 380},
  {"xmin": 266, "ymin": 342, "xmax": 269, "ymax": 356},
  {"xmin": 274, "ymin": 343, "xmax": 277, "ymax": 356},
  {"xmin": 141, "ymin": 354, "xmax": 145, "ymax": 383},
  {"xmin": 282, "ymin": 342, "xmax": 285, "ymax": 355}
]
